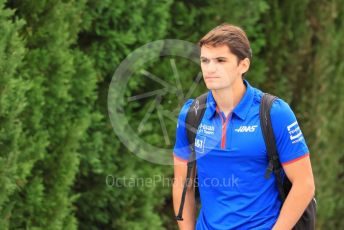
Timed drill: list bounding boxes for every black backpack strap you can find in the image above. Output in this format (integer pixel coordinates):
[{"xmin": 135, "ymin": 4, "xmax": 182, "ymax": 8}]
[
  {"xmin": 175, "ymin": 93, "xmax": 208, "ymax": 221},
  {"xmin": 260, "ymin": 93, "xmax": 316, "ymax": 229},
  {"xmin": 259, "ymin": 93, "xmax": 286, "ymax": 202}
]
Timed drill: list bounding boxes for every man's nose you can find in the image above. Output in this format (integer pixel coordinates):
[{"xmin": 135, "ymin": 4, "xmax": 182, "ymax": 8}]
[{"xmin": 206, "ymin": 60, "xmax": 217, "ymax": 73}]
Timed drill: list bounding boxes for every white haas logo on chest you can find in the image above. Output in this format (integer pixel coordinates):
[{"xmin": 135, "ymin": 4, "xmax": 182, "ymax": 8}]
[{"xmin": 235, "ymin": 125, "xmax": 258, "ymax": 133}]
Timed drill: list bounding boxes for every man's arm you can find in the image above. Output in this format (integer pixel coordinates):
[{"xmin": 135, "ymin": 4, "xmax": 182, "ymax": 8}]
[
  {"xmin": 173, "ymin": 156, "xmax": 196, "ymax": 230},
  {"xmin": 272, "ymin": 154, "xmax": 315, "ymax": 230}
]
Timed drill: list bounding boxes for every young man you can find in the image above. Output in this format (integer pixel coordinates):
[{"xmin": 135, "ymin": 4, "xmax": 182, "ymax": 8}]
[{"xmin": 172, "ymin": 24, "xmax": 315, "ymax": 230}]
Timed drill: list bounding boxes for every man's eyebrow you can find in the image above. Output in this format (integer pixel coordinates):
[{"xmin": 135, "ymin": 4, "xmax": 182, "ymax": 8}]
[{"xmin": 200, "ymin": 56, "xmax": 228, "ymax": 59}]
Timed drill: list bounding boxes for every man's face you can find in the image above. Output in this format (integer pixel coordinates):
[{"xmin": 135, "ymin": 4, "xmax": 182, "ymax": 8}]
[{"xmin": 200, "ymin": 45, "xmax": 248, "ymax": 90}]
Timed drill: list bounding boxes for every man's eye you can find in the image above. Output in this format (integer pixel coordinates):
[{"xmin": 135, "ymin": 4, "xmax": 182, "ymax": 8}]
[
  {"xmin": 217, "ymin": 59, "xmax": 226, "ymax": 62},
  {"xmin": 201, "ymin": 59, "xmax": 209, "ymax": 63}
]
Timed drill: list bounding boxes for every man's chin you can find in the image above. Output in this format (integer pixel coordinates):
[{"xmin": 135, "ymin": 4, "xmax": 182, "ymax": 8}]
[{"xmin": 205, "ymin": 84, "xmax": 220, "ymax": 91}]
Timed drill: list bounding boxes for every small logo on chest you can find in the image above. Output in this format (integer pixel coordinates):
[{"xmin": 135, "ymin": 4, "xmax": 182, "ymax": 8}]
[
  {"xmin": 195, "ymin": 136, "xmax": 206, "ymax": 153},
  {"xmin": 198, "ymin": 123, "xmax": 215, "ymax": 135},
  {"xmin": 235, "ymin": 125, "xmax": 258, "ymax": 133}
]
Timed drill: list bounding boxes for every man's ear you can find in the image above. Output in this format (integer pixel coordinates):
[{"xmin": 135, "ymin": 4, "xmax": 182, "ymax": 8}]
[{"xmin": 239, "ymin": 58, "xmax": 250, "ymax": 75}]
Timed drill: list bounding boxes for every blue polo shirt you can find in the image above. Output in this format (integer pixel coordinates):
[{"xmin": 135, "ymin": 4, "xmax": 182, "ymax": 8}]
[{"xmin": 173, "ymin": 80, "xmax": 309, "ymax": 230}]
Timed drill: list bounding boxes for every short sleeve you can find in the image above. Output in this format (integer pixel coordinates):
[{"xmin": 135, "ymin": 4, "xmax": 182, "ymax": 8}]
[
  {"xmin": 173, "ymin": 99, "xmax": 194, "ymax": 161},
  {"xmin": 270, "ymin": 99, "xmax": 310, "ymax": 165}
]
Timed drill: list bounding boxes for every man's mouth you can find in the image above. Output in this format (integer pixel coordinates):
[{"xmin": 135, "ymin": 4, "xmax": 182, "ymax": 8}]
[{"xmin": 205, "ymin": 76, "xmax": 219, "ymax": 79}]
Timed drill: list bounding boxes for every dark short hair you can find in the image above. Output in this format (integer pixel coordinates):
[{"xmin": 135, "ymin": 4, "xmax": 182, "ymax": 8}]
[{"xmin": 199, "ymin": 23, "xmax": 252, "ymax": 64}]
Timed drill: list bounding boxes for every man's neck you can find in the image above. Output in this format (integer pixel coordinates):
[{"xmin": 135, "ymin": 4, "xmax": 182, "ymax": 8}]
[{"xmin": 211, "ymin": 78, "xmax": 246, "ymax": 118}]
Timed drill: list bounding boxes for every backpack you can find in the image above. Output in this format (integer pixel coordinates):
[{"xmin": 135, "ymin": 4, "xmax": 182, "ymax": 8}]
[{"xmin": 175, "ymin": 92, "xmax": 317, "ymax": 230}]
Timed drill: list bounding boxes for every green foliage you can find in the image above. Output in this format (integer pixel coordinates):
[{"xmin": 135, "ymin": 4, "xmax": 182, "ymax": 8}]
[
  {"xmin": 1, "ymin": 0, "xmax": 97, "ymax": 229},
  {"xmin": 74, "ymin": 0, "xmax": 173, "ymax": 229},
  {"xmin": 0, "ymin": 0, "xmax": 27, "ymax": 228}
]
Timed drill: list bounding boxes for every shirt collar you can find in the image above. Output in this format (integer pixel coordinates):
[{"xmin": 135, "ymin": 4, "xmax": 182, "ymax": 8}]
[{"xmin": 205, "ymin": 79, "xmax": 254, "ymax": 120}]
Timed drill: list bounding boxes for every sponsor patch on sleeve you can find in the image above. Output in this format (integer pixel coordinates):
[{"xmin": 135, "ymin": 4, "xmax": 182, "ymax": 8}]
[{"xmin": 287, "ymin": 121, "xmax": 304, "ymax": 144}]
